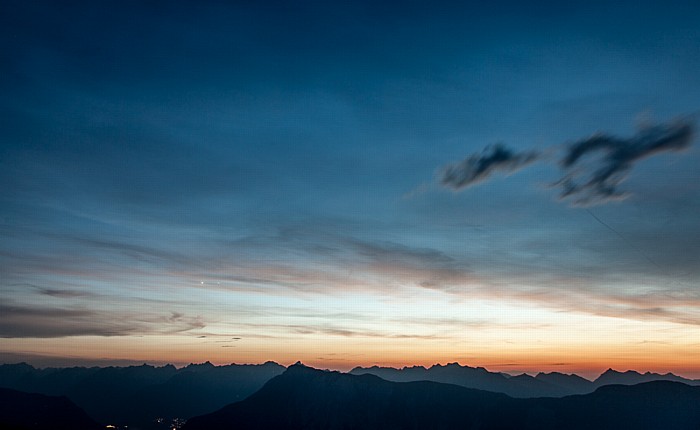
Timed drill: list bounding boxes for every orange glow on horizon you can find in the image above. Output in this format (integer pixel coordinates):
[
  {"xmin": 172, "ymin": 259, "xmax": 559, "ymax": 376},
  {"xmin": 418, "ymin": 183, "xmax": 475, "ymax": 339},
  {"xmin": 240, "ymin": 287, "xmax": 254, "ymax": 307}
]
[{"xmin": 3, "ymin": 335, "xmax": 700, "ymax": 380}]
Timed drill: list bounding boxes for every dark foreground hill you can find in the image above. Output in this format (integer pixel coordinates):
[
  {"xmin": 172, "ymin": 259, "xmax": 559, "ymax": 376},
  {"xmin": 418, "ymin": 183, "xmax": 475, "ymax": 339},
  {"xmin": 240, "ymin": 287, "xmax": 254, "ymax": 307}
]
[
  {"xmin": 0, "ymin": 361, "xmax": 284, "ymax": 427},
  {"xmin": 0, "ymin": 387, "xmax": 101, "ymax": 430},
  {"xmin": 184, "ymin": 364, "xmax": 700, "ymax": 430}
]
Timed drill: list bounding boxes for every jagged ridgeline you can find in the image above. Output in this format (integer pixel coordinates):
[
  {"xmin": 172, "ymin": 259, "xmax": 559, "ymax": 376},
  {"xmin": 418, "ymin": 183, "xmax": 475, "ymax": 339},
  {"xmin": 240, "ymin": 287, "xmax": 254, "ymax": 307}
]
[
  {"xmin": 0, "ymin": 361, "xmax": 284, "ymax": 428},
  {"xmin": 350, "ymin": 363, "xmax": 700, "ymax": 397},
  {"xmin": 2, "ymin": 362, "xmax": 700, "ymax": 429},
  {"xmin": 184, "ymin": 364, "xmax": 700, "ymax": 430}
]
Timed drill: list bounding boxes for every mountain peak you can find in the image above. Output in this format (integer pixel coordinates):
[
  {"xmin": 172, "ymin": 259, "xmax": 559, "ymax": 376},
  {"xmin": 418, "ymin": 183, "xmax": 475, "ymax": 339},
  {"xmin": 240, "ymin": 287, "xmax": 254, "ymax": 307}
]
[
  {"xmin": 0, "ymin": 362, "xmax": 34, "ymax": 371},
  {"xmin": 402, "ymin": 365, "xmax": 427, "ymax": 370},
  {"xmin": 286, "ymin": 361, "xmax": 316, "ymax": 372},
  {"xmin": 185, "ymin": 361, "xmax": 215, "ymax": 370},
  {"xmin": 600, "ymin": 368, "xmax": 630, "ymax": 376}
]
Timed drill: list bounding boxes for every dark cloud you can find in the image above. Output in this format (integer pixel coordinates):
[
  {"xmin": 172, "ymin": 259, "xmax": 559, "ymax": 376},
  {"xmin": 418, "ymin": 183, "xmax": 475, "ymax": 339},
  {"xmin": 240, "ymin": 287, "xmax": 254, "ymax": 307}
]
[
  {"xmin": 0, "ymin": 304, "xmax": 136, "ymax": 338},
  {"xmin": 557, "ymin": 121, "xmax": 694, "ymax": 205},
  {"xmin": 438, "ymin": 120, "xmax": 694, "ymax": 206},
  {"xmin": 6, "ymin": 284, "xmax": 96, "ymax": 299},
  {"xmin": 440, "ymin": 144, "xmax": 540, "ymax": 190},
  {"xmin": 0, "ymin": 304, "xmax": 205, "ymax": 338},
  {"xmin": 38, "ymin": 288, "xmax": 96, "ymax": 299},
  {"xmin": 157, "ymin": 312, "xmax": 206, "ymax": 333}
]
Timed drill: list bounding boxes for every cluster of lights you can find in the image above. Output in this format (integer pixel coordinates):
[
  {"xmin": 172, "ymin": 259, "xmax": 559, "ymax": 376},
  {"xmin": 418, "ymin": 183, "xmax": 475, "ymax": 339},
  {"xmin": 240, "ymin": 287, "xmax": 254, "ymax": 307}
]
[{"xmin": 105, "ymin": 417, "xmax": 185, "ymax": 430}]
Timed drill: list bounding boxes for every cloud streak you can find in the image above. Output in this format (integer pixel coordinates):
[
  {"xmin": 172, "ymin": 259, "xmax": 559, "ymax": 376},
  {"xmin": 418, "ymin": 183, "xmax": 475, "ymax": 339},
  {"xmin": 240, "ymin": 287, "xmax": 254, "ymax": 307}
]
[
  {"xmin": 0, "ymin": 304, "xmax": 206, "ymax": 338},
  {"xmin": 0, "ymin": 304, "xmax": 136, "ymax": 338},
  {"xmin": 440, "ymin": 144, "xmax": 540, "ymax": 190}
]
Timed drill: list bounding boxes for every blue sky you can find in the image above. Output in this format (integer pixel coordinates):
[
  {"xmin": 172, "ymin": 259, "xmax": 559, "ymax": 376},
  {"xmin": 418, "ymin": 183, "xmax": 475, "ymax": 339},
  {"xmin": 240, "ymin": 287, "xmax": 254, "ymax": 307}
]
[{"xmin": 1, "ymin": 1, "xmax": 699, "ymax": 376}]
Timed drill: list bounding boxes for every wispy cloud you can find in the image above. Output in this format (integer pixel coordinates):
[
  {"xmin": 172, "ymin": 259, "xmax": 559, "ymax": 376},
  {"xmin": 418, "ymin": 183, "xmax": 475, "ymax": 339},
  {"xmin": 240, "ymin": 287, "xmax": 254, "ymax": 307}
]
[
  {"xmin": 184, "ymin": 234, "xmax": 477, "ymax": 297},
  {"xmin": 349, "ymin": 239, "xmax": 455, "ymax": 265},
  {"xmin": 0, "ymin": 304, "xmax": 136, "ymax": 338},
  {"xmin": 232, "ymin": 322, "xmax": 446, "ymax": 340},
  {"xmin": 37, "ymin": 288, "xmax": 97, "ymax": 298},
  {"xmin": 469, "ymin": 280, "xmax": 700, "ymax": 327},
  {"xmin": 0, "ymin": 304, "xmax": 205, "ymax": 338}
]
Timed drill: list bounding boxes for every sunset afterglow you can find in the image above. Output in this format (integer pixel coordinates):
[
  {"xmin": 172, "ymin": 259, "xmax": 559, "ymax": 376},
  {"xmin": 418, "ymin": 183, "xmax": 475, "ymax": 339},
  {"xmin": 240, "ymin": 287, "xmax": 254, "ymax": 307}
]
[{"xmin": 2, "ymin": 1, "xmax": 700, "ymax": 380}]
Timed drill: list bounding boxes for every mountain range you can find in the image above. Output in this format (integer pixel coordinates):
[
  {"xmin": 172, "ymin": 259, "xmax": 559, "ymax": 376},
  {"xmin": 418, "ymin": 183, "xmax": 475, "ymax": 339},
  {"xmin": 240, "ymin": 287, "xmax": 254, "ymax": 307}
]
[
  {"xmin": 0, "ymin": 361, "xmax": 284, "ymax": 428},
  {"xmin": 184, "ymin": 363, "xmax": 700, "ymax": 430},
  {"xmin": 2, "ymin": 361, "xmax": 699, "ymax": 429},
  {"xmin": 350, "ymin": 363, "xmax": 700, "ymax": 397}
]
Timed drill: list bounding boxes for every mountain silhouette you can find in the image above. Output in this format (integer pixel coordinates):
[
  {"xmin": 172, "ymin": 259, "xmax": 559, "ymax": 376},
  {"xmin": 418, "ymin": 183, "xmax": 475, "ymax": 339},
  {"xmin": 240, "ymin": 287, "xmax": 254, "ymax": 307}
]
[
  {"xmin": 0, "ymin": 387, "xmax": 101, "ymax": 430},
  {"xmin": 534, "ymin": 372, "xmax": 593, "ymax": 394},
  {"xmin": 0, "ymin": 361, "xmax": 284, "ymax": 428},
  {"xmin": 527, "ymin": 381, "xmax": 700, "ymax": 429},
  {"xmin": 3, "ymin": 361, "xmax": 699, "ymax": 428},
  {"xmin": 593, "ymin": 368, "xmax": 699, "ymax": 387},
  {"xmin": 185, "ymin": 363, "xmax": 513, "ymax": 430},
  {"xmin": 184, "ymin": 363, "xmax": 700, "ymax": 430},
  {"xmin": 351, "ymin": 363, "xmax": 700, "ymax": 397},
  {"xmin": 351, "ymin": 363, "xmax": 587, "ymax": 397}
]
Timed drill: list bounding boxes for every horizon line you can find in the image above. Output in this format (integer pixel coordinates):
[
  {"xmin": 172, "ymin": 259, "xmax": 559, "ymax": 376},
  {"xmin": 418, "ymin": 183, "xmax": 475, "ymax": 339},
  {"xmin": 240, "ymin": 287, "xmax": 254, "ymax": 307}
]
[{"xmin": 3, "ymin": 358, "xmax": 700, "ymax": 382}]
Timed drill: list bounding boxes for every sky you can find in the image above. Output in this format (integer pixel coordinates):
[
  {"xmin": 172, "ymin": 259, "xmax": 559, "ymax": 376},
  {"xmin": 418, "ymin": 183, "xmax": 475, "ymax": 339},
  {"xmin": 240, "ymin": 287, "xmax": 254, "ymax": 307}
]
[{"xmin": 1, "ymin": 0, "xmax": 700, "ymax": 378}]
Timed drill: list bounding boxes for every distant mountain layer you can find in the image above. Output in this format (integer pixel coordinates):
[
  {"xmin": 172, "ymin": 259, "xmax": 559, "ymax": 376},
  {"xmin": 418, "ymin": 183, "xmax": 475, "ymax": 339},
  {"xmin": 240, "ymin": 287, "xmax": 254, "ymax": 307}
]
[
  {"xmin": 0, "ymin": 387, "xmax": 101, "ymax": 430},
  {"xmin": 184, "ymin": 364, "xmax": 700, "ymax": 430},
  {"xmin": 0, "ymin": 361, "xmax": 284, "ymax": 427},
  {"xmin": 350, "ymin": 363, "xmax": 700, "ymax": 397}
]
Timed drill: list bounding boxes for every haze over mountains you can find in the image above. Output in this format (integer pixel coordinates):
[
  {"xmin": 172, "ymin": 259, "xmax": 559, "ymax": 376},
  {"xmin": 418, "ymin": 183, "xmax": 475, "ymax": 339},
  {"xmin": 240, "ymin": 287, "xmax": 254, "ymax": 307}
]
[{"xmin": 1, "ymin": 361, "xmax": 700, "ymax": 429}]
